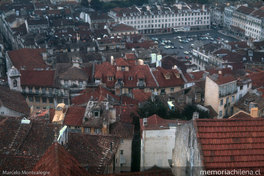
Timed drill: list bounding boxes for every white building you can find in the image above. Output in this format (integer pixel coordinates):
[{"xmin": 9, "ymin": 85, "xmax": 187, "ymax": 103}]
[
  {"xmin": 223, "ymin": 6, "xmax": 236, "ymax": 29},
  {"xmin": 108, "ymin": 3, "xmax": 210, "ymax": 34},
  {"xmin": 230, "ymin": 5, "xmax": 264, "ymax": 41},
  {"xmin": 140, "ymin": 114, "xmax": 184, "ymax": 170}
]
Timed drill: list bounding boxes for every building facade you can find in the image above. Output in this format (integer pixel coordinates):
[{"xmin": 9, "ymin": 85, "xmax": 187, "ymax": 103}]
[{"xmin": 108, "ymin": 3, "xmax": 210, "ymax": 34}]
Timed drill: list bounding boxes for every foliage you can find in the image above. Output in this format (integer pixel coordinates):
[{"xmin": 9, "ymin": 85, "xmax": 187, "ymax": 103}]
[
  {"xmin": 138, "ymin": 98, "xmax": 209, "ymax": 120},
  {"xmin": 137, "ymin": 97, "xmax": 168, "ymax": 119}
]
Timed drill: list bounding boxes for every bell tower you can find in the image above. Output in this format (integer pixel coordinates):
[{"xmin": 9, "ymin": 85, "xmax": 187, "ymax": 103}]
[{"xmin": 7, "ymin": 66, "xmax": 22, "ymax": 92}]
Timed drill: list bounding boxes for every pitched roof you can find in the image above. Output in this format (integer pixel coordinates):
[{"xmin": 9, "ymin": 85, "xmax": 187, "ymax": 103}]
[
  {"xmin": 63, "ymin": 106, "xmax": 86, "ymax": 127},
  {"xmin": 132, "ymin": 89, "xmax": 151, "ymax": 102},
  {"xmin": 196, "ymin": 118, "xmax": 264, "ymax": 170},
  {"xmin": 229, "ymin": 111, "xmax": 253, "ymax": 119},
  {"xmin": 248, "ymin": 71, "xmax": 264, "ymax": 88},
  {"xmin": 30, "ymin": 143, "xmax": 89, "ymax": 176},
  {"xmin": 71, "ymin": 86, "xmax": 119, "ymax": 105},
  {"xmin": 0, "ymin": 86, "xmax": 29, "ymax": 115},
  {"xmin": 236, "ymin": 6, "xmax": 255, "ymax": 15},
  {"xmin": 67, "ymin": 133, "xmax": 120, "ymax": 175},
  {"xmin": 110, "ymin": 121, "xmax": 134, "ymax": 139},
  {"xmin": 115, "ymin": 104, "xmax": 138, "ymax": 124},
  {"xmin": 0, "ymin": 86, "xmax": 30, "ymax": 115},
  {"xmin": 58, "ymin": 66, "xmax": 89, "ymax": 81},
  {"xmin": 7, "ymin": 48, "xmax": 48, "ymax": 70},
  {"xmin": 20, "ymin": 70, "xmax": 55, "ymax": 87},
  {"xmin": 140, "ymin": 114, "xmax": 184, "ymax": 130},
  {"xmin": 0, "ymin": 117, "xmax": 62, "ymax": 171},
  {"xmin": 153, "ymin": 67, "xmax": 185, "ymax": 88}
]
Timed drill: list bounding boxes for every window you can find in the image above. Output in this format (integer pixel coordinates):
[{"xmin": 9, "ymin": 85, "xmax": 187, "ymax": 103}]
[
  {"xmin": 13, "ymin": 79, "xmax": 17, "ymax": 87},
  {"xmin": 121, "ymin": 66, "xmax": 125, "ymax": 71},
  {"xmin": 95, "ymin": 128, "xmax": 101, "ymax": 134},
  {"xmin": 120, "ymin": 150, "xmax": 124, "ymax": 155},
  {"xmin": 170, "ymin": 88, "xmax": 174, "ymax": 92},
  {"xmin": 49, "ymin": 98, "xmax": 53, "ymax": 103},
  {"xmin": 108, "ymin": 76, "xmax": 113, "ymax": 81},
  {"xmin": 42, "ymin": 97, "xmax": 47, "ymax": 103},
  {"xmin": 232, "ymin": 96, "xmax": 235, "ymax": 102},
  {"xmin": 220, "ymin": 99, "xmax": 223, "ymax": 106},
  {"xmin": 35, "ymin": 97, "xmax": 40, "ymax": 102},
  {"xmin": 94, "ymin": 111, "xmax": 99, "ymax": 117},
  {"xmin": 219, "ymin": 110, "xmax": 222, "ymax": 117},
  {"xmin": 28, "ymin": 96, "xmax": 33, "ymax": 102},
  {"xmin": 161, "ymin": 89, "xmax": 165, "ymax": 94}
]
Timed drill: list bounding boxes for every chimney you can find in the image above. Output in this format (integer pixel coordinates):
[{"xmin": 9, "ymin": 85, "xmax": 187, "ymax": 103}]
[
  {"xmin": 250, "ymin": 107, "xmax": 258, "ymax": 118},
  {"xmin": 143, "ymin": 118, "xmax": 148, "ymax": 126},
  {"xmin": 192, "ymin": 112, "xmax": 199, "ymax": 120},
  {"xmin": 76, "ymin": 32, "xmax": 80, "ymax": 42},
  {"xmin": 110, "ymin": 56, "xmax": 114, "ymax": 65},
  {"xmin": 42, "ymin": 52, "xmax": 47, "ymax": 61},
  {"xmin": 218, "ymin": 70, "xmax": 222, "ymax": 75}
]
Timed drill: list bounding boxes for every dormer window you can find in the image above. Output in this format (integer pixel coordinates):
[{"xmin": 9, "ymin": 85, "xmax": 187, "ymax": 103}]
[
  {"xmin": 13, "ymin": 80, "xmax": 17, "ymax": 87},
  {"xmin": 164, "ymin": 73, "xmax": 171, "ymax": 80},
  {"xmin": 128, "ymin": 76, "xmax": 133, "ymax": 81},
  {"xmin": 108, "ymin": 76, "xmax": 113, "ymax": 81},
  {"xmin": 121, "ymin": 66, "xmax": 126, "ymax": 71},
  {"xmin": 94, "ymin": 111, "xmax": 100, "ymax": 118}
]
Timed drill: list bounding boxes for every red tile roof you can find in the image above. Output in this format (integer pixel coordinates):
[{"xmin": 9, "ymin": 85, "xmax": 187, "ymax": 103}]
[
  {"xmin": 153, "ymin": 67, "xmax": 184, "ymax": 88},
  {"xmin": 115, "ymin": 104, "xmax": 138, "ymax": 124},
  {"xmin": 30, "ymin": 143, "xmax": 89, "ymax": 176},
  {"xmin": 0, "ymin": 86, "xmax": 30, "ymax": 115},
  {"xmin": 8, "ymin": 48, "xmax": 48, "ymax": 70},
  {"xmin": 63, "ymin": 106, "xmax": 86, "ymax": 126},
  {"xmin": 248, "ymin": 71, "xmax": 264, "ymax": 88},
  {"xmin": 132, "ymin": 89, "xmax": 151, "ymax": 102},
  {"xmin": 67, "ymin": 133, "xmax": 120, "ymax": 175},
  {"xmin": 71, "ymin": 86, "xmax": 119, "ymax": 105},
  {"xmin": 111, "ymin": 23, "xmax": 137, "ymax": 33},
  {"xmin": 110, "ymin": 121, "xmax": 134, "ymax": 139},
  {"xmin": 115, "ymin": 58, "xmax": 129, "ymax": 66},
  {"xmin": 94, "ymin": 62, "xmax": 158, "ymax": 88},
  {"xmin": 229, "ymin": 111, "xmax": 253, "ymax": 119},
  {"xmin": 20, "ymin": 70, "xmax": 55, "ymax": 87},
  {"xmin": 140, "ymin": 114, "xmax": 184, "ymax": 131},
  {"xmin": 126, "ymin": 41, "xmax": 157, "ymax": 49},
  {"xmin": 196, "ymin": 118, "xmax": 264, "ymax": 171}
]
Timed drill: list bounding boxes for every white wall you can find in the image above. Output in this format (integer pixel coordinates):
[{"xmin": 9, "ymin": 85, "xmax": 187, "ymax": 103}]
[
  {"xmin": 0, "ymin": 105, "xmax": 25, "ymax": 117},
  {"xmin": 140, "ymin": 127, "xmax": 176, "ymax": 170}
]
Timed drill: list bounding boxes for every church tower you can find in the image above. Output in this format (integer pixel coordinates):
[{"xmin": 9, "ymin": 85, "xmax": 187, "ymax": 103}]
[{"xmin": 7, "ymin": 66, "xmax": 22, "ymax": 92}]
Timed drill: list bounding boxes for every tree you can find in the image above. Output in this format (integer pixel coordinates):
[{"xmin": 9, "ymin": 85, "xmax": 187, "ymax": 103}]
[{"xmin": 137, "ymin": 97, "xmax": 168, "ymax": 119}]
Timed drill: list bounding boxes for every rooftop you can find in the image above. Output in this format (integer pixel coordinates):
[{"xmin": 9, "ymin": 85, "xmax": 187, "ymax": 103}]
[{"xmin": 196, "ymin": 118, "xmax": 264, "ymax": 171}]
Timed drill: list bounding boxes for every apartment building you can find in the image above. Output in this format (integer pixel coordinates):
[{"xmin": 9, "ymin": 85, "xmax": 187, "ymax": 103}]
[
  {"xmin": 108, "ymin": 3, "xmax": 210, "ymax": 34},
  {"xmin": 204, "ymin": 71, "xmax": 237, "ymax": 118},
  {"xmin": 230, "ymin": 5, "xmax": 264, "ymax": 41},
  {"xmin": 223, "ymin": 6, "xmax": 236, "ymax": 29}
]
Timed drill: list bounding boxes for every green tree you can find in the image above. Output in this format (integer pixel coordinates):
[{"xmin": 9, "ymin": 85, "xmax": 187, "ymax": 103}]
[{"xmin": 138, "ymin": 97, "xmax": 168, "ymax": 118}]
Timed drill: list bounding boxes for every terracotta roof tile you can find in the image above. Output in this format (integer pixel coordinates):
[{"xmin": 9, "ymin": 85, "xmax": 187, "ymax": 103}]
[
  {"xmin": 110, "ymin": 121, "xmax": 134, "ymax": 139},
  {"xmin": 20, "ymin": 70, "xmax": 55, "ymax": 87},
  {"xmin": 115, "ymin": 58, "xmax": 129, "ymax": 66},
  {"xmin": 30, "ymin": 143, "xmax": 89, "ymax": 176},
  {"xmin": 8, "ymin": 48, "xmax": 48, "ymax": 70},
  {"xmin": 67, "ymin": 133, "xmax": 120, "ymax": 175},
  {"xmin": 132, "ymin": 89, "xmax": 151, "ymax": 102},
  {"xmin": 140, "ymin": 114, "xmax": 185, "ymax": 130},
  {"xmin": 248, "ymin": 71, "xmax": 264, "ymax": 88},
  {"xmin": 153, "ymin": 67, "xmax": 185, "ymax": 87},
  {"xmin": 71, "ymin": 86, "xmax": 119, "ymax": 105},
  {"xmin": 0, "ymin": 86, "xmax": 30, "ymax": 116},
  {"xmin": 63, "ymin": 106, "xmax": 85, "ymax": 126},
  {"xmin": 196, "ymin": 118, "xmax": 264, "ymax": 170}
]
